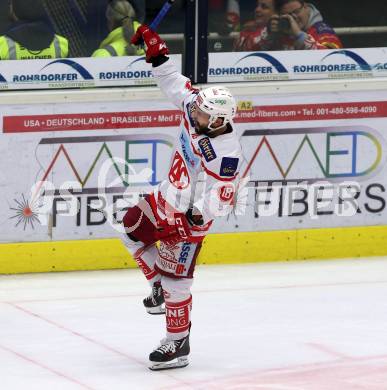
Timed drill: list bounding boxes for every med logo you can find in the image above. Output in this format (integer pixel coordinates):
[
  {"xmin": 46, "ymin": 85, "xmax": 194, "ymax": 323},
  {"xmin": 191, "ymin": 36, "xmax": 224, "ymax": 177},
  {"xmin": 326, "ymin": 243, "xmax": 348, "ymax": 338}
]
[{"xmin": 240, "ymin": 126, "xmax": 385, "ymax": 183}]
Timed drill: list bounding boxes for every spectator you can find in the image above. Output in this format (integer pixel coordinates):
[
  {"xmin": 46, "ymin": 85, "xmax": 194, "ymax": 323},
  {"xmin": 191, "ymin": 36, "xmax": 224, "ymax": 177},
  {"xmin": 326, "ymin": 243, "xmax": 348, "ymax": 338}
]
[
  {"xmin": 0, "ymin": 0, "xmax": 68, "ymax": 60},
  {"xmin": 265, "ymin": 0, "xmax": 342, "ymax": 50},
  {"xmin": 92, "ymin": 0, "xmax": 144, "ymax": 57},
  {"xmin": 226, "ymin": 0, "xmax": 241, "ymax": 33},
  {"xmin": 234, "ymin": 0, "xmax": 278, "ymax": 51},
  {"xmin": 209, "ymin": 0, "xmax": 240, "ymax": 35},
  {"xmin": 44, "ymin": 0, "xmax": 88, "ymax": 58}
]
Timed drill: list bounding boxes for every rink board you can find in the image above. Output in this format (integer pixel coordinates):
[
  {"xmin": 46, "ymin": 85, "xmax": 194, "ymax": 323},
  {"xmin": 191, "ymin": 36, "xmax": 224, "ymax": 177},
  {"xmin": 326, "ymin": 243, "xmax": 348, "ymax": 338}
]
[
  {"xmin": 1, "ymin": 225, "xmax": 387, "ymax": 273},
  {"xmin": 3, "ymin": 76, "xmax": 387, "ymax": 273}
]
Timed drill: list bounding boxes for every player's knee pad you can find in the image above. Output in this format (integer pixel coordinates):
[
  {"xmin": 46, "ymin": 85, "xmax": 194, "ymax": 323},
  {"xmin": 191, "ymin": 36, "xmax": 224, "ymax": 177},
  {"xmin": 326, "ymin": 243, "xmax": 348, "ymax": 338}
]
[{"xmin": 161, "ymin": 276, "xmax": 193, "ymax": 303}]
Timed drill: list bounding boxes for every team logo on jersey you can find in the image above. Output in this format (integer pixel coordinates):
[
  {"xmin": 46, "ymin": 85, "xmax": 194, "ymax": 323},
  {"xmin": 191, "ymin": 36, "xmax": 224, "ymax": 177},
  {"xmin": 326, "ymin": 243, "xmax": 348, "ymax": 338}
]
[
  {"xmin": 220, "ymin": 157, "xmax": 239, "ymax": 177},
  {"xmin": 169, "ymin": 151, "xmax": 190, "ymax": 189},
  {"xmin": 198, "ymin": 137, "xmax": 217, "ymax": 162},
  {"xmin": 218, "ymin": 184, "xmax": 235, "ymax": 202}
]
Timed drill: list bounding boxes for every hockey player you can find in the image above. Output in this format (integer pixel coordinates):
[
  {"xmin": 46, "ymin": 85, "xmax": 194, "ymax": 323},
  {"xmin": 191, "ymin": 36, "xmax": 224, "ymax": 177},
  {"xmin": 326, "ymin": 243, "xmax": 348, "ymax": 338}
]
[{"xmin": 122, "ymin": 24, "xmax": 242, "ymax": 370}]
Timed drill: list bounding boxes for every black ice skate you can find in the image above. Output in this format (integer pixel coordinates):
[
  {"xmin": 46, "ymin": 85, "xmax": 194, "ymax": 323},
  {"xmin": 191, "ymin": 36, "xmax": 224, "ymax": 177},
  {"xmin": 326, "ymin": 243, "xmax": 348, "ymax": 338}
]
[
  {"xmin": 143, "ymin": 281, "xmax": 165, "ymax": 315},
  {"xmin": 149, "ymin": 334, "xmax": 190, "ymax": 371}
]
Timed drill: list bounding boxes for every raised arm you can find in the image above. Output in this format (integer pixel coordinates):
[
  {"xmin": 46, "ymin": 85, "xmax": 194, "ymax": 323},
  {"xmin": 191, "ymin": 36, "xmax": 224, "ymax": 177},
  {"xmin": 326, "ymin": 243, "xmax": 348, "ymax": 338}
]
[{"xmin": 131, "ymin": 24, "xmax": 194, "ymax": 109}]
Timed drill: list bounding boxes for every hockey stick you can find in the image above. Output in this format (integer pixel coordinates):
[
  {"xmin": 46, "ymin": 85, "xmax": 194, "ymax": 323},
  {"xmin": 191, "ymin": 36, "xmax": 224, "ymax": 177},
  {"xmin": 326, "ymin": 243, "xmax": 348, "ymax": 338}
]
[
  {"xmin": 135, "ymin": 0, "xmax": 174, "ymax": 47},
  {"xmin": 149, "ymin": 0, "xmax": 175, "ymax": 31}
]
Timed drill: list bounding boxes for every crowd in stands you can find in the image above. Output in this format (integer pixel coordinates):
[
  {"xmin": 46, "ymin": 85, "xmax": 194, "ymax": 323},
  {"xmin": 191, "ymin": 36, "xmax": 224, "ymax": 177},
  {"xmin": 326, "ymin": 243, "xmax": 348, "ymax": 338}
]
[
  {"xmin": 0, "ymin": 0, "xmax": 145, "ymax": 60},
  {"xmin": 0, "ymin": 0, "xmax": 68, "ymax": 60},
  {"xmin": 0, "ymin": 0, "xmax": 386, "ymax": 60},
  {"xmin": 233, "ymin": 0, "xmax": 342, "ymax": 51}
]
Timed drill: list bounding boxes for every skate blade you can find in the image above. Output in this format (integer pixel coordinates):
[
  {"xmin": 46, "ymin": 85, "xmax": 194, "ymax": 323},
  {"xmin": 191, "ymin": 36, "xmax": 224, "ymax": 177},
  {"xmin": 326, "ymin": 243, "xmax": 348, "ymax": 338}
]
[
  {"xmin": 149, "ymin": 356, "xmax": 189, "ymax": 371},
  {"xmin": 146, "ymin": 305, "xmax": 165, "ymax": 315}
]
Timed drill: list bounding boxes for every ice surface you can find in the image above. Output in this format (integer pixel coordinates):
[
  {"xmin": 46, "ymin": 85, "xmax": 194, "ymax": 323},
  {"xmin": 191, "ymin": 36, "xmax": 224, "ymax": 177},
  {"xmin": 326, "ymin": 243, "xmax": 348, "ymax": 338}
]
[{"xmin": 1, "ymin": 258, "xmax": 387, "ymax": 389}]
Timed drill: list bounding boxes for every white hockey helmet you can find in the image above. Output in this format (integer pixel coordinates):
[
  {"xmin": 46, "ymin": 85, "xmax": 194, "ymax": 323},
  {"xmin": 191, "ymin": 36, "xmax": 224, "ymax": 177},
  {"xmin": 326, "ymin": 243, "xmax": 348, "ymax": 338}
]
[{"xmin": 195, "ymin": 86, "xmax": 237, "ymax": 131}]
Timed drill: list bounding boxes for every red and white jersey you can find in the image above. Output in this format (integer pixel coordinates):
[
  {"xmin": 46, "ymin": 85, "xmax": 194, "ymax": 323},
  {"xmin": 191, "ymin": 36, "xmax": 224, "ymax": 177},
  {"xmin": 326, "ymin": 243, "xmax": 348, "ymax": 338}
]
[{"xmin": 151, "ymin": 60, "xmax": 242, "ymax": 230}]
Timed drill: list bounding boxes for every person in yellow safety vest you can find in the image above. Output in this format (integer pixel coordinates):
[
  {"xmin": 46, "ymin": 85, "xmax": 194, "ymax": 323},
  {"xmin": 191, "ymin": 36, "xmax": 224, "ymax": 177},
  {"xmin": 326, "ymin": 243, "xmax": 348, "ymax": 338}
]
[
  {"xmin": 0, "ymin": 0, "xmax": 68, "ymax": 60},
  {"xmin": 92, "ymin": 0, "xmax": 144, "ymax": 57}
]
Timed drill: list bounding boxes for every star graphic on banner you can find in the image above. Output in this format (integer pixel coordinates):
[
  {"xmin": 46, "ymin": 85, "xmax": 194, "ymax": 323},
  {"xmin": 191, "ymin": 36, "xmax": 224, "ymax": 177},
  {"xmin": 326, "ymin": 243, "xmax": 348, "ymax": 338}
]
[{"xmin": 10, "ymin": 194, "xmax": 40, "ymax": 230}]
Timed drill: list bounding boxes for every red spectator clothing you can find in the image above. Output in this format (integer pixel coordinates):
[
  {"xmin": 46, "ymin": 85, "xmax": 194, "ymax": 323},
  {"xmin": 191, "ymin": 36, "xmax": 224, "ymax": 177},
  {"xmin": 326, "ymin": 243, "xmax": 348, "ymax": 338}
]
[
  {"xmin": 239, "ymin": 4, "xmax": 342, "ymax": 51},
  {"xmin": 284, "ymin": 21, "xmax": 343, "ymax": 50},
  {"xmin": 305, "ymin": 22, "xmax": 342, "ymax": 49},
  {"xmin": 281, "ymin": 3, "xmax": 342, "ymax": 50},
  {"xmin": 233, "ymin": 25, "xmax": 266, "ymax": 51}
]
